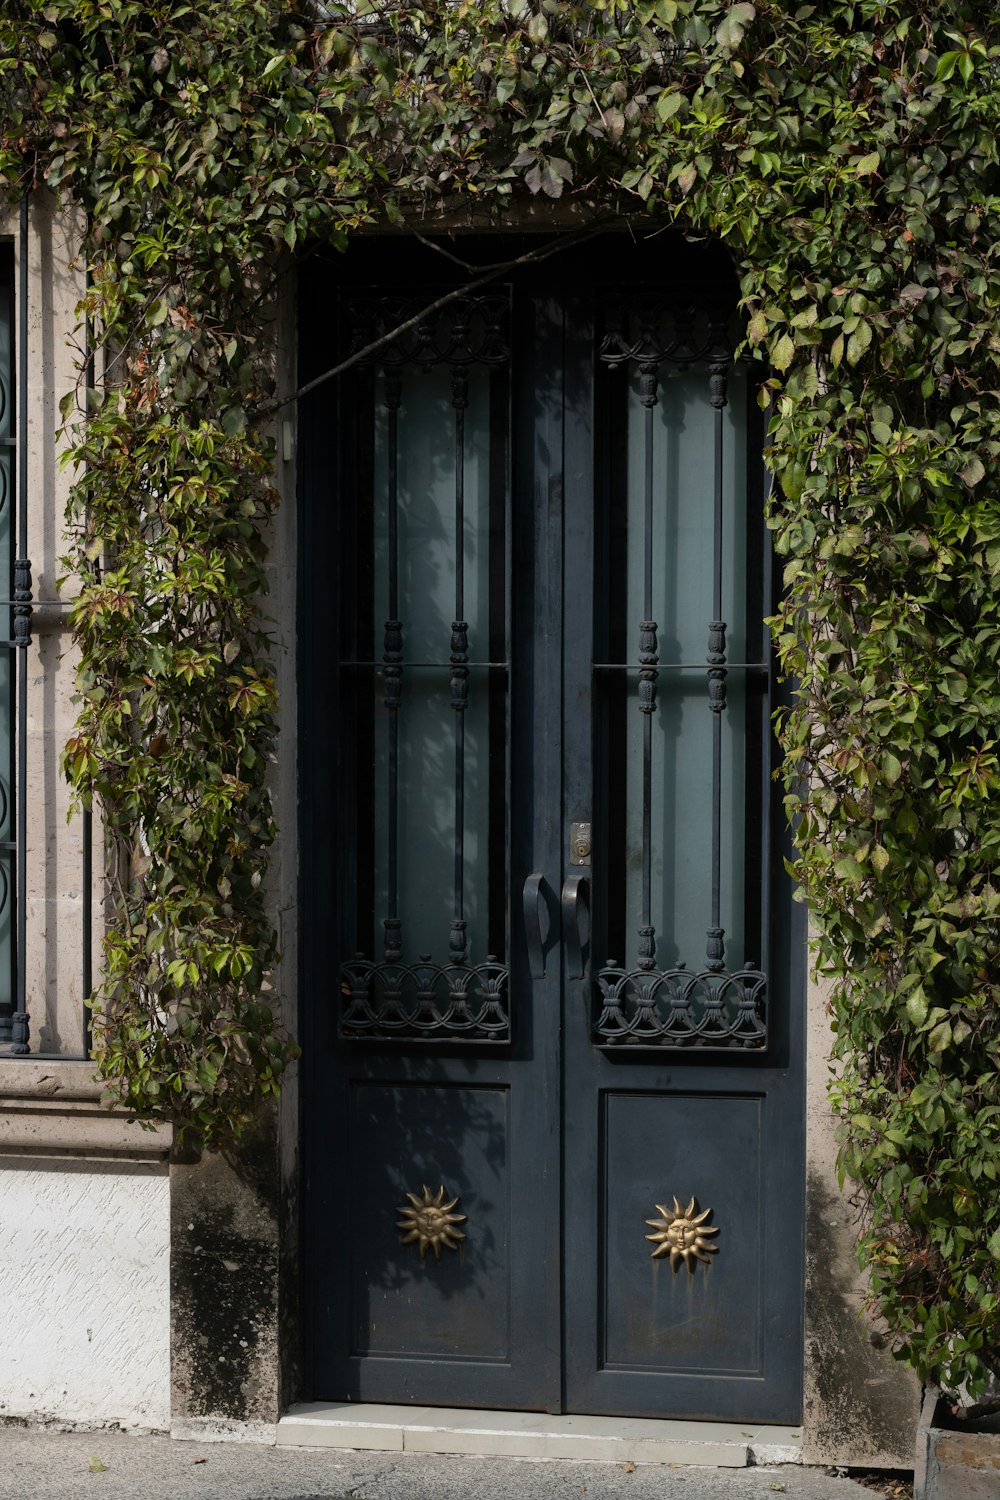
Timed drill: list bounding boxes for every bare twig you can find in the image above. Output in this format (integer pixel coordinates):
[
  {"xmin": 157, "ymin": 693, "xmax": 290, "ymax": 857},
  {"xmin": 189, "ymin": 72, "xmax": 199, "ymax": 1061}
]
[{"xmin": 253, "ymin": 223, "xmax": 612, "ymax": 420}]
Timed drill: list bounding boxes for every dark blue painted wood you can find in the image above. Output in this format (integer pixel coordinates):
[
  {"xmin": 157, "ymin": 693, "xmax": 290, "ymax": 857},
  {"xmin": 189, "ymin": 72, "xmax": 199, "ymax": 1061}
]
[
  {"xmin": 560, "ymin": 307, "xmax": 804, "ymax": 1420},
  {"xmin": 299, "ymin": 237, "xmax": 805, "ymax": 1421},
  {"xmin": 300, "ymin": 248, "xmax": 565, "ymax": 1411}
]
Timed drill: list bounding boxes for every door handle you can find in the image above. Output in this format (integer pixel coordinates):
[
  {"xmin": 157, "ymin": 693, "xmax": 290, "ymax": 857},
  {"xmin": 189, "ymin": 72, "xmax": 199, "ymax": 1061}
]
[
  {"xmin": 523, "ymin": 872, "xmax": 549, "ymax": 979},
  {"xmin": 561, "ymin": 872, "xmax": 591, "ymax": 980}
]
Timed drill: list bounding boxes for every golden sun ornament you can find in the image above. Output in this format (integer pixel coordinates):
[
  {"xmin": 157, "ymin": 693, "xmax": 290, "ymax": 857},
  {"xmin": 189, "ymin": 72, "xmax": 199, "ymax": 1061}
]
[
  {"xmin": 397, "ymin": 1184, "xmax": 467, "ymax": 1262},
  {"xmin": 645, "ymin": 1196, "xmax": 720, "ymax": 1273}
]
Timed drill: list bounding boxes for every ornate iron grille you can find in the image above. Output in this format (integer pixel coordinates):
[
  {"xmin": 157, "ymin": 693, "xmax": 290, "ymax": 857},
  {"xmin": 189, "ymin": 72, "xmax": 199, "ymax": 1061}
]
[
  {"xmin": 337, "ymin": 290, "xmax": 511, "ymax": 1044},
  {"xmin": 592, "ymin": 292, "xmax": 770, "ymax": 1051},
  {"xmin": 341, "ymin": 954, "xmax": 508, "ymax": 1042},
  {"xmin": 343, "ymin": 292, "xmax": 511, "ymax": 370},
  {"xmin": 598, "ymin": 295, "xmax": 744, "ymax": 371}
]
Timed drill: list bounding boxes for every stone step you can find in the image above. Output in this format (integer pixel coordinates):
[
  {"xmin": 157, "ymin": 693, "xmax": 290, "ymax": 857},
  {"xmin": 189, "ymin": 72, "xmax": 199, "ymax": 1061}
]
[{"xmin": 277, "ymin": 1403, "xmax": 803, "ymax": 1467}]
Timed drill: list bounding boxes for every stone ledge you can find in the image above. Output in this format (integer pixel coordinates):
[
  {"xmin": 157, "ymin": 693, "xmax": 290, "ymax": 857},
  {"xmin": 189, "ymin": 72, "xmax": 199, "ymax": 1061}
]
[
  {"xmin": 0, "ymin": 1059, "xmax": 102, "ymax": 1098},
  {"xmin": 277, "ymin": 1403, "xmax": 805, "ymax": 1467},
  {"xmin": 0, "ymin": 1061, "xmax": 171, "ymax": 1161}
]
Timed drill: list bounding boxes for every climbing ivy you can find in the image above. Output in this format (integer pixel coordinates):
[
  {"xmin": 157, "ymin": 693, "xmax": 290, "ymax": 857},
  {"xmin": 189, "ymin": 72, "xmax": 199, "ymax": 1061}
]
[{"xmin": 2, "ymin": 0, "xmax": 1000, "ymax": 1393}]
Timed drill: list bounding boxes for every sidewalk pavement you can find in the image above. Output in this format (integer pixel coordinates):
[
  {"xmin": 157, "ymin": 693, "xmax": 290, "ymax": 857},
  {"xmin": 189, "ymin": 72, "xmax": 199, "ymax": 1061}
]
[{"xmin": 0, "ymin": 1428, "xmax": 886, "ymax": 1500}]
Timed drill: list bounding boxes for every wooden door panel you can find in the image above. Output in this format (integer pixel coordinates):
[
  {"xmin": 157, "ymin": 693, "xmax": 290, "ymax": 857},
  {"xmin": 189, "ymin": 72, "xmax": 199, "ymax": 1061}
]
[
  {"xmin": 348, "ymin": 1080, "xmax": 510, "ymax": 1362},
  {"xmin": 599, "ymin": 1089, "xmax": 763, "ymax": 1376},
  {"xmin": 301, "ymin": 248, "xmax": 565, "ymax": 1413},
  {"xmin": 560, "ymin": 268, "xmax": 804, "ymax": 1423}
]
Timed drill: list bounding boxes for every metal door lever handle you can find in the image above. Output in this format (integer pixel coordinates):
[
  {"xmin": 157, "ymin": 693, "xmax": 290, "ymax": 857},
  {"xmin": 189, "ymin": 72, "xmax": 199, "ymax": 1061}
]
[
  {"xmin": 561, "ymin": 872, "xmax": 591, "ymax": 980},
  {"xmin": 523, "ymin": 872, "xmax": 548, "ymax": 979}
]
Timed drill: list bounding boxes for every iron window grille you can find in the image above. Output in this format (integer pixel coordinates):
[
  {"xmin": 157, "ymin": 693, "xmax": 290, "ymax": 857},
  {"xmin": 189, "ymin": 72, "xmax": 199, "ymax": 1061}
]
[{"xmin": 0, "ymin": 193, "xmax": 93, "ymax": 1059}]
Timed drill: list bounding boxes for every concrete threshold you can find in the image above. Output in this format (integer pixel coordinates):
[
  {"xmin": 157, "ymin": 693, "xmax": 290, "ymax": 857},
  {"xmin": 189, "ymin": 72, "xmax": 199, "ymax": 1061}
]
[{"xmin": 277, "ymin": 1403, "xmax": 803, "ymax": 1468}]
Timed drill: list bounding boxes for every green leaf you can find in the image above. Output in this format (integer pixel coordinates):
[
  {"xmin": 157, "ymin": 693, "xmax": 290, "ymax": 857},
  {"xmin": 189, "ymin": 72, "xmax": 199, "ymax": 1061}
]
[
  {"xmin": 656, "ymin": 90, "xmax": 684, "ymax": 123},
  {"xmin": 928, "ymin": 1020, "xmax": 952, "ymax": 1052},
  {"xmin": 846, "ymin": 320, "xmax": 872, "ymax": 365},
  {"xmin": 220, "ymin": 406, "xmax": 246, "ymax": 436},
  {"xmin": 747, "ymin": 310, "xmax": 767, "ymax": 344},
  {"xmin": 906, "ymin": 988, "xmax": 929, "ymax": 1027},
  {"xmin": 854, "ymin": 151, "xmax": 880, "ymax": 177},
  {"xmin": 716, "ymin": 2, "xmax": 756, "ymax": 50},
  {"xmin": 883, "ymin": 752, "xmax": 902, "ymax": 786},
  {"xmin": 771, "ymin": 333, "xmax": 795, "ymax": 372},
  {"xmin": 780, "ymin": 461, "xmax": 806, "ymax": 502},
  {"xmin": 960, "ymin": 455, "xmax": 985, "ymax": 488},
  {"xmin": 676, "ymin": 162, "xmax": 697, "ymax": 195}
]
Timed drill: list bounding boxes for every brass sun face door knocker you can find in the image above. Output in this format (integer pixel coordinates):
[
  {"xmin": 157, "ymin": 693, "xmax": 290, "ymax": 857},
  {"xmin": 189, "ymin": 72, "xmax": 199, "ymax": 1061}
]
[
  {"xmin": 645, "ymin": 1196, "xmax": 719, "ymax": 1272},
  {"xmin": 397, "ymin": 1184, "xmax": 467, "ymax": 1262}
]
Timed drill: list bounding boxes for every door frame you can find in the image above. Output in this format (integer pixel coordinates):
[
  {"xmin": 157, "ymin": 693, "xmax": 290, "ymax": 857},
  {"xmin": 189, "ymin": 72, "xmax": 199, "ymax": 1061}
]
[{"xmin": 296, "ymin": 232, "xmax": 806, "ymax": 1420}]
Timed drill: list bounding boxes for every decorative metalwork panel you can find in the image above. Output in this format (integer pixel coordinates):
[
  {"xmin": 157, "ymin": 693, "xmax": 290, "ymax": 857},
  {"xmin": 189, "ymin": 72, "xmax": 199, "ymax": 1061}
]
[
  {"xmin": 645, "ymin": 1196, "xmax": 720, "ymax": 1272},
  {"xmin": 397, "ymin": 1184, "xmax": 467, "ymax": 1262},
  {"xmin": 592, "ymin": 292, "xmax": 769, "ymax": 1052},
  {"xmin": 595, "ymin": 962, "xmax": 766, "ymax": 1047},
  {"xmin": 599, "ymin": 295, "xmax": 743, "ymax": 370},
  {"xmin": 342, "ymin": 954, "xmax": 508, "ymax": 1042},
  {"xmin": 337, "ymin": 290, "xmax": 511, "ymax": 1045},
  {"xmin": 344, "ymin": 292, "xmax": 510, "ymax": 369}
]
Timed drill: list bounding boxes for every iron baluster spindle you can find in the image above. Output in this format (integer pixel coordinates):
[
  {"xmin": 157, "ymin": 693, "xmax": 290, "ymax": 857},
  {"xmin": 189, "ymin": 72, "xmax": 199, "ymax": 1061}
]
[
  {"xmin": 705, "ymin": 361, "xmax": 728, "ymax": 976},
  {"xmin": 382, "ymin": 370, "xmax": 403, "ymax": 965},
  {"xmin": 450, "ymin": 369, "xmax": 469, "ymax": 966},
  {"xmin": 637, "ymin": 361, "xmax": 659, "ymax": 972},
  {"xmin": 10, "ymin": 194, "xmax": 30, "ymax": 1054}
]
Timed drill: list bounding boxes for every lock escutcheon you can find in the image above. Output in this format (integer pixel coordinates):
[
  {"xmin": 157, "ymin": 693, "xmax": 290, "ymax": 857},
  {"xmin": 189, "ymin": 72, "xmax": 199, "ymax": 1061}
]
[{"xmin": 570, "ymin": 821, "xmax": 591, "ymax": 866}]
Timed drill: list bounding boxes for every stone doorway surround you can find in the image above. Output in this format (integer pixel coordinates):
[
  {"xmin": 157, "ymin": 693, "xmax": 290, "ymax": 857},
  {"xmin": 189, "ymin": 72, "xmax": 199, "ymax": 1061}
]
[{"xmin": 0, "ymin": 225, "xmax": 922, "ymax": 1468}]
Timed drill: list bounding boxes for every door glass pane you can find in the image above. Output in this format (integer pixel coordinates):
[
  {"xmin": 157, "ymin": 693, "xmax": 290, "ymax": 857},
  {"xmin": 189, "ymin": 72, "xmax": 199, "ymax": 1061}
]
[
  {"xmin": 371, "ymin": 367, "xmax": 496, "ymax": 960},
  {"xmin": 336, "ymin": 292, "xmax": 510, "ymax": 1044},
  {"xmin": 622, "ymin": 366, "xmax": 748, "ymax": 971},
  {"xmin": 594, "ymin": 293, "xmax": 768, "ymax": 1049}
]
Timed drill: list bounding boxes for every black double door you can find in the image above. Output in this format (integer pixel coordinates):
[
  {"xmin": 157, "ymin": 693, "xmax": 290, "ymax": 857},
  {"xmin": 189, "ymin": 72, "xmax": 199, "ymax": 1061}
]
[{"xmin": 299, "ymin": 237, "xmax": 804, "ymax": 1423}]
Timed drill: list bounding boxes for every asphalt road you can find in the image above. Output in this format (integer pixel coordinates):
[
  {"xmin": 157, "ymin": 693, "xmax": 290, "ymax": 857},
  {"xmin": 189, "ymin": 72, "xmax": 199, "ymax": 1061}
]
[{"xmin": 0, "ymin": 1429, "xmax": 881, "ymax": 1500}]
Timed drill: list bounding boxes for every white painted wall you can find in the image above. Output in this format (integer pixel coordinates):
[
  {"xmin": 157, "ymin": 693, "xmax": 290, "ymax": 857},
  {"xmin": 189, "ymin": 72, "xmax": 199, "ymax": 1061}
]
[{"xmin": 0, "ymin": 1159, "xmax": 170, "ymax": 1429}]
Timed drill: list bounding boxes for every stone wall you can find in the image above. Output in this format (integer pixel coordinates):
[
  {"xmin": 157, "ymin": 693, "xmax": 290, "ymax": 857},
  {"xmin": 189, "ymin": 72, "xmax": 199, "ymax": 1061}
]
[
  {"xmin": 0, "ymin": 195, "xmax": 173, "ymax": 1434},
  {"xmin": 803, "ymin": 962, "xmax": 921, "ymax": 1466},
  {"xmin": 0, "ymin": 1063, "xmax": 171, "ymax": 1429}
]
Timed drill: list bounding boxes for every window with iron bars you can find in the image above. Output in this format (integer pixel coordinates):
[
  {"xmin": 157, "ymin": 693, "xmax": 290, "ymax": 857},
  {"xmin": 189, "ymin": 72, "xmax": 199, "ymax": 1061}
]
[{"xmin": 0, "ymin": 197, "xmax": 94, "ymax": 1061}]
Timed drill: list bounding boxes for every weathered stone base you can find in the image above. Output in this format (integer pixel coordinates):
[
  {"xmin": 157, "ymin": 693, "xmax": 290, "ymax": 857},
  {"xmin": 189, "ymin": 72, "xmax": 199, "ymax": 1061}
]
[{"xmin": 169, "ymin": 1104, "xmax": 297, "ymax": 1432}]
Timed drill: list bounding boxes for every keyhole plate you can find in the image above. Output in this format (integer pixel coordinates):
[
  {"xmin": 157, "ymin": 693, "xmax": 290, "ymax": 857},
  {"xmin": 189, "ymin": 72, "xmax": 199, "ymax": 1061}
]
[{"xmin": 570, "ymin": 821, "xmax": 591, "ymax": 866}]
